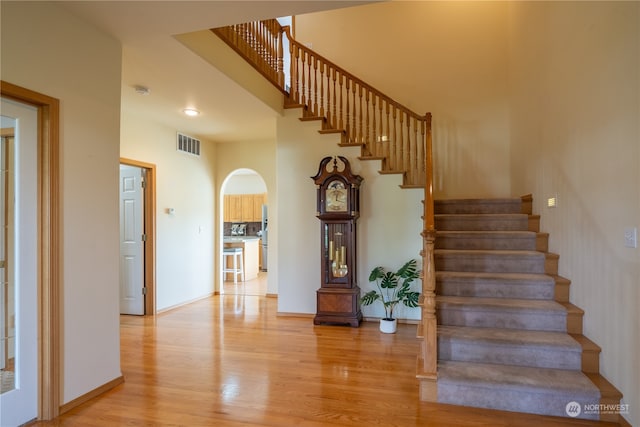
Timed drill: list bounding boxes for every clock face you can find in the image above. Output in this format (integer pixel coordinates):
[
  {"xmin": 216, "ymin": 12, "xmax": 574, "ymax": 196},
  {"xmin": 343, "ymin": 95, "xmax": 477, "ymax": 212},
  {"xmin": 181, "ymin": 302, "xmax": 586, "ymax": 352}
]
[{"xmin": 326, "ymin": 180, "xmax": 347, "ymax": 212}]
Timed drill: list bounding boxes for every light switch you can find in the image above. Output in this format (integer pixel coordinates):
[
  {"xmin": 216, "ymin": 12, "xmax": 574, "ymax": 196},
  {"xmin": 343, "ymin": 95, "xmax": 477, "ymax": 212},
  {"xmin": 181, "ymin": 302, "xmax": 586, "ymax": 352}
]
[{"xmin": 624, "ymin": 227, "xmax": 637, "ymax": 248}]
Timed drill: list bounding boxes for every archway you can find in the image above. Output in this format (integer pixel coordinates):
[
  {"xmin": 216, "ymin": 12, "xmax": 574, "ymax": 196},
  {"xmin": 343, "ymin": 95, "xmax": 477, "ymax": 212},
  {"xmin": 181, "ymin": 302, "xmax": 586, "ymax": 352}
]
[{"xmin": 220, "ymin": 169, "xmax": 268, "ymax": 298}]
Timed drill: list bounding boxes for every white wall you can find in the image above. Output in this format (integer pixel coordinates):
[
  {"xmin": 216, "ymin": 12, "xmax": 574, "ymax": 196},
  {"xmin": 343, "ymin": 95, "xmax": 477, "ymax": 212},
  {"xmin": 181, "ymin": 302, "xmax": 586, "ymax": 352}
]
[
  {"xmin": 295, "ymin": 1, "xmax": 512, "ymax": 199},
  {"xmin": 508, "ymin": 2, "xmax": 640, "ymax": 424},
  {"xmin": 224, "ymin": 173, "xmax": 267, "ymax": 194},
  {"xmin": 1, "ymin": 2, "xmax": 122, "ymax": 404},
  {"xmin": 276, "ymin": 109, "xmax": 423, "ymax": 320},
  {"xmin": 120, "ymin": 113, "xmax": 216, "ymax": 311}
]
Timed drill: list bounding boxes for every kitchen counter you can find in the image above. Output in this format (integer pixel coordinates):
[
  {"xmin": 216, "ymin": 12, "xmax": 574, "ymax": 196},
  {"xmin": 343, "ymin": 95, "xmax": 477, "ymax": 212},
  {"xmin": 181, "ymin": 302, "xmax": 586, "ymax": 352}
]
[
  {"xmin": 224, "ymin": 235, "xmax": 261, "ymax": 242},
  {"xmin": 223, "ymin": 237, "xmax": 260, "ymax": 281}
]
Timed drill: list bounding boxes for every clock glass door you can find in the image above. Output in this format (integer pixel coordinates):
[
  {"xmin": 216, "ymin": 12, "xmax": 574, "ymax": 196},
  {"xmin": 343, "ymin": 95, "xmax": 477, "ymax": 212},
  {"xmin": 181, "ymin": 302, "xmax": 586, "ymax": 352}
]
[{"xmin": 323, "ymin": 222, "xmax": 350, "ymax": 285}]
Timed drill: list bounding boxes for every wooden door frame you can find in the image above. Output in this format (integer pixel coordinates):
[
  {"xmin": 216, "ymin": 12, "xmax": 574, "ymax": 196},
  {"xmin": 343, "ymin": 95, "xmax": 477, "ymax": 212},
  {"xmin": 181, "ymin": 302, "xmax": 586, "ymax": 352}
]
[
  {"xmin": 120, "ymin": 158, "xmax": 156, "ymax": 315},
  {"xmin": 1, "ymin": 80, "xmax": 60, "ymax": 419}
]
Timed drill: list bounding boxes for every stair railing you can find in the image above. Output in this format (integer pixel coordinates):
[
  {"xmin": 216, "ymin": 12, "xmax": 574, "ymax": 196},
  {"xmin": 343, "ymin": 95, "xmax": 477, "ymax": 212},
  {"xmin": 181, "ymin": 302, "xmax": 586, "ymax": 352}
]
[{"xmin": 213, "ymin": 19, "xmax": 437, "ymax": 387}]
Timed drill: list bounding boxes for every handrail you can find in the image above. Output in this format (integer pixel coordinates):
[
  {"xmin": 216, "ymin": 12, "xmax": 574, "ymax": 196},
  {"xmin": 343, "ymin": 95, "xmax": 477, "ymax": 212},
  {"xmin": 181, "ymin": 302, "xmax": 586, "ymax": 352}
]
[{"xmin": 212, "ymin": 18, "xmax": 437, "ymax": 387}]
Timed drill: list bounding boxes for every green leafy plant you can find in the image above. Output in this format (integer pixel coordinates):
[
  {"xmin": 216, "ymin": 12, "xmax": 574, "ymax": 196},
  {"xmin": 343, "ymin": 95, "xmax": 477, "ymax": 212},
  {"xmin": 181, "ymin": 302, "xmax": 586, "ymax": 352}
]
[{"xmin": 360, "ymin": 259, "xmax": 421, "ymax": 320}]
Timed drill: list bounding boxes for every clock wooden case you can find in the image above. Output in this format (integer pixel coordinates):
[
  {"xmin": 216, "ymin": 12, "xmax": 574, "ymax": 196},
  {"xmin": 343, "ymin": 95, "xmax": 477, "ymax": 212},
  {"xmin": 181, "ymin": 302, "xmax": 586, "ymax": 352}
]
[{"xmin": 311, "ymin": 156, "xmax": 363, "ymax": 327}]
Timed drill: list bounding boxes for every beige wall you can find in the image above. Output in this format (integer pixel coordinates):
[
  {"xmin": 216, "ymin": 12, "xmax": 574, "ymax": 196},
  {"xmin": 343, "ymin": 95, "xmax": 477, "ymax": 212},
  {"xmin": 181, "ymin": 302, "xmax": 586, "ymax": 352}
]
[
  {"xmin": 295, "ymin": 1, "xmax": 512, "ymax": 199},
  {"xmin": 120, "ymin": 112, "xmax": 217, "ymax": 311},
  {"xmin": 276, "ymin": 108, "xmax": 423, "ymax": 319},
  {"xmin": 508, "ymin": 2, "xmax": 639, "ymax": 424},
  {"xmin": 1, "ymin": 2, "xmax": 122, "ymax": 404}
]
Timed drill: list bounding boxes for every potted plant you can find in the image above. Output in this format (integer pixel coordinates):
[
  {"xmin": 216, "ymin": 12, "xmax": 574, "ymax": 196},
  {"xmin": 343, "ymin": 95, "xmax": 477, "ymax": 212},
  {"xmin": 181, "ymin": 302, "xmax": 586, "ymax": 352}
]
[{"xmin": 360, "ymin": 259, "xmax": 421, "ymax": 333}]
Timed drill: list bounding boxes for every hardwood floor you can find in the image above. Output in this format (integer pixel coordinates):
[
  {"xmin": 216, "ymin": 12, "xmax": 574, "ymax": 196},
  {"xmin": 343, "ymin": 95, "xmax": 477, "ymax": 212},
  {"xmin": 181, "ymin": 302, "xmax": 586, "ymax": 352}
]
[{"xmin": 29, "ymin": 291, "xmax": 619, "ymax": 427}]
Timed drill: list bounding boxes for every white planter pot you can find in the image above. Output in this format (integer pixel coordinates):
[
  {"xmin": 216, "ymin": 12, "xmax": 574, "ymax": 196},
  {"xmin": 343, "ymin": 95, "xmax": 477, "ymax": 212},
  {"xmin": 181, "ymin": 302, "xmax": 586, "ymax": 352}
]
[{"xmin": 380, "ymin": 318, "xmax": 397, "ymax": 334}]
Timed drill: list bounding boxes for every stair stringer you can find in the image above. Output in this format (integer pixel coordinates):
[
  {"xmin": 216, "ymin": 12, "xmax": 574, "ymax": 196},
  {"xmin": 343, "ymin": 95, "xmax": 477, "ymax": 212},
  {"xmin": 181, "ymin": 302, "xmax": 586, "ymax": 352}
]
[{"xmin": 286, "ymin": 104, "xmax": 417, "ymax": 189}]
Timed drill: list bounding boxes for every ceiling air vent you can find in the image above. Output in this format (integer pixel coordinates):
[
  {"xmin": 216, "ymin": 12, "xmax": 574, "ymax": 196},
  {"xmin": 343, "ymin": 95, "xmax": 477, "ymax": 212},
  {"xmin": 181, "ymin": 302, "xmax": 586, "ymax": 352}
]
[{"xmin": 176, "ymin": 132, "xmax": 201, "ymax": 156}]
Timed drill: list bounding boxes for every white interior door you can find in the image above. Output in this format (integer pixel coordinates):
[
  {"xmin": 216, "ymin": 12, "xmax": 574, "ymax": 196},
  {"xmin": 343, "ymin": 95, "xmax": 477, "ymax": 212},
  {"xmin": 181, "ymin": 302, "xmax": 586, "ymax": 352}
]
[
  {"xmin": 0, "ymin": 98, "xmax": 38, "ymax": 426},
  {"xmin": 119, "ymin": 164, "xmax": 145, "ymax": 315}
]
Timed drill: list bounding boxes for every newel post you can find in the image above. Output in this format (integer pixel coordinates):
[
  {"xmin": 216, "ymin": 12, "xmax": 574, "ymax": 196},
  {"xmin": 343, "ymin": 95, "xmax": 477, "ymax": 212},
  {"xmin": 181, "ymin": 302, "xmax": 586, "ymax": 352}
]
[
  {"xmin": 277, "ymin": 25, "xmax": 285, "ymax": 88},
  {"xmin": 418, "ymin": 112, "xmax": 437, "ymax": 400}
]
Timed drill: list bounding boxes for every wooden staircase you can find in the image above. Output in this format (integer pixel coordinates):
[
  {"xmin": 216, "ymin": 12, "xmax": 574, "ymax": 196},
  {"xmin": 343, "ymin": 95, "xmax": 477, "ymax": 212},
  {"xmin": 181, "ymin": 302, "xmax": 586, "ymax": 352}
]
[
  {"xmin": 211, "ymin": 19, "xmax": 625, "ymax": 424},
  {"xmin": 432, "ymin": 196, "xmax": 623, "ymax": 422}
]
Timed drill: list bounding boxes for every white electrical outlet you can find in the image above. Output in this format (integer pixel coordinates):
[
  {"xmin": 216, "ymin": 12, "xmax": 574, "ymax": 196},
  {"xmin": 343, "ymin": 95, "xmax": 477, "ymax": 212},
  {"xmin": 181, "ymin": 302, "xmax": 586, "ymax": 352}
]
[{"xmin": 624, "ymin": 227, "xmax": 637, "ymax": 248}]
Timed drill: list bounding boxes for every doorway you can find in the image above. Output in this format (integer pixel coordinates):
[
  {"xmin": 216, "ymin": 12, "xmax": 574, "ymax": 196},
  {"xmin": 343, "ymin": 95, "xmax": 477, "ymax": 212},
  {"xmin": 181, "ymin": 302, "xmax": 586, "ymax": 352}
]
[
  {"xmin": 221, "ymin": 169, "xmax": 268, "ymax": 298},
  {"xmin": 0, "ymin": 80, "xmax": 60, "ymax": 423},
  {"xmin": 119, "ymin": 158, "xmax": 156, "ymax": 316}
]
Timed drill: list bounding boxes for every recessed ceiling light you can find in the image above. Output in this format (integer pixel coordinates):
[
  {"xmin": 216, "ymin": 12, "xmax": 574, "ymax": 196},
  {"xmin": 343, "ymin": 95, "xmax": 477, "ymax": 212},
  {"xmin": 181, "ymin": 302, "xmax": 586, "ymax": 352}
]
[{"xmin": 183, "ymin": 108, "xmax": 200, "ymax": 117}]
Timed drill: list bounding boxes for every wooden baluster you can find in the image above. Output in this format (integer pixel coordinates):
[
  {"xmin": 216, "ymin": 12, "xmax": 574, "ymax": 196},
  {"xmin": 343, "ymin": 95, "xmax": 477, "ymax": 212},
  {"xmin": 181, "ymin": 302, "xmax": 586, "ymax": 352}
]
[
  {"xmin": 419, "ymin": 118, "xmax": 426, "ymax": 185},
  {"xmin": 306, "ymin": 52, "xmax": 312, "ymax": 112},
  {"xmin": 251, "ymin": 22, "xmax": 257, "ymax": 62},
  {"xmin": 289, "ymin": 43, "xmax": 298, "ymax": 104},
  {"xmin": 300, "ymin": 50, "xmax": 307, "ymax": 108},
  {"xmin": 313, "ymin": 56, "xmax": 318, "ymax": 117},
  {"xmin": 338, "ymin": 73, "xmax": 344, "ymax": 131},
  {"xmin": 319, "ymin": 61, "xmax": 325, "ymax": 118},
  {"xmin": 277, "ymin": 26, "xmax": 284, "ymax": 87},
  {"xmin": 358, "ymin": 85, "xmax": 363, "ymax": 144},
  {"xmin": 371, "ymin": 93, "xmax": 377, "ymax": 154},
  {"xmin": 391, "ymin": 105, "xmax": 397, "ymax": 171},
  {"xmin": 331, "ymin": 69, "xmax": 337, "ymax": 129},
  {"xmin": 385, "ymin": 102, "xmax": 390, "ymax": 171},
  {"xmin": 365, "ymin": 89, "xmax": 370, "ymax": 154},
  {"xmin": 378, "ymin": 97, "xmax": 384, "ymax": 157},
  {"xmin": 351, "ymin": 81, "xmax": 357, "ymax": 143},
  {"xmin": 326, "ymin": 65, "xmax": 333, "ymax": 125},
  {"xmin": 345, "ymin": 78, "xmax": 351, "ymax": 142},
  {"xmin": 405, "ymin": 111, "xmax": 411, "ymax": 179},
  {"xmin": 399, "ymin": 111, "xmax": 404, "ymax": 173}
]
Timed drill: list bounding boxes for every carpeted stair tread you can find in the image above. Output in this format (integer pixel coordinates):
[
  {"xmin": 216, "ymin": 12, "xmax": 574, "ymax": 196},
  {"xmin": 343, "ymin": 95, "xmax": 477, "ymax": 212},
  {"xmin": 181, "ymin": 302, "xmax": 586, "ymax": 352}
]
[
  {"xmin": 438, "ymin": 326, "xmax": 582, "ymax": 370},
  {"xmin": 437, "ymin": 360, "xmax": 600, "ymax": 419},
  {"xmin": 435, "ymin": 198, "xmax": 523, "ymax": 214},
  {"xmin": 435, "ymin": 249, "xmax": 546, "ymax": 274},
  {"xmin": 435, "ymin": 230, "xmax": 537, "ymax": 250},
  {"xmin": 436, "ymin": 271, "xmax": 555, "ymax": 299},
  {"xmin": 437, "ymin": 296, "xmax": 567, "ymax": 331},
  {"xmin": 438, "ymin": 360, "xmax": 598, "ymax": 394},
  {"xmin": 435, "ymin": 214, "xmax": 529, "ymax": 231},
  {"xmin": 437, "ymin": 295, "xmax": 566, "ymax": 313},
  {"xmin": 438, "ymin": 325, "xmax": 580, "ymax": 349}
]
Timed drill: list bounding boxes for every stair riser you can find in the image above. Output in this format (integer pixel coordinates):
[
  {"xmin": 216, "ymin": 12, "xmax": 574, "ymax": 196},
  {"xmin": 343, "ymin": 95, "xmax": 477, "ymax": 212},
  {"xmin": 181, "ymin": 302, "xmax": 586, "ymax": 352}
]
[
  {"xmin": 436, "ymin": 216, "xmax": 528, "ymax": 231},
  {"xmin": 435, "ymin": 254, "xmax": 546, "ymax": 274},
  {"xmin": 437, "ymin": 308, "xmax": 567, "ymax": 332},
  {"xmin": 435, "ymin": 235, "xmax": 536, "ymax": 251},
  {"xmin": 437, "ymin": 281, "xmax": 554, "ymax": 300},
  {"xmin": 435, "ymin": 200, "xmax": 522, "ymax": 215},
  {"xmin": 438, "ymin": 338, "xmax": 582, "ymax": 370},
  {"xmin": 437, "ymin": 383, "xmax": 600, "ymax": 420}
]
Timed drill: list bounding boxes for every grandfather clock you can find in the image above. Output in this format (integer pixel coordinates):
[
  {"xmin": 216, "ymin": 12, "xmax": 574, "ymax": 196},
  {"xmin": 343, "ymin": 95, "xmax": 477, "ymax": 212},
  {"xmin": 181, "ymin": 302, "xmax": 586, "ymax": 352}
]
[{"xmin": 311, "ymin": 156, "xmax": 363, "ymax": 327}]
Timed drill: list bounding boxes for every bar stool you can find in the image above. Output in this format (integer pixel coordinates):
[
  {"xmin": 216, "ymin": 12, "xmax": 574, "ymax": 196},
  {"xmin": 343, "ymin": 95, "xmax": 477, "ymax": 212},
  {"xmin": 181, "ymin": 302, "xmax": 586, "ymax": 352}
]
[{"xmin": 223, "ymin": 247, "xmax": 244, "ymax": 283}]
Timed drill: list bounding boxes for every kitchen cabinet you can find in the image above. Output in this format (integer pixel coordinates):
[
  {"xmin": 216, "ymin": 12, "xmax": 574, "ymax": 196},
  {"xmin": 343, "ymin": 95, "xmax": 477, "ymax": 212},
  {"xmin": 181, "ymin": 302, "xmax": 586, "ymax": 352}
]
[
  {"xmin": 223, "ymin": 195, "xmax": 230, "ymax": 221},
  {"xmin": 253, "ymin": 193, "xmax": 265, "ymax": 221},
  {"xmin": 241, "ymin": 195, "xmax": 254, "ymax": 222},
  {"xmin": 228, "ymin": 195, "xmax": 243, "ymax": 222},
  {"xmin": 224, "ymin": 193, "xmax": 266, "ymax": 222}
]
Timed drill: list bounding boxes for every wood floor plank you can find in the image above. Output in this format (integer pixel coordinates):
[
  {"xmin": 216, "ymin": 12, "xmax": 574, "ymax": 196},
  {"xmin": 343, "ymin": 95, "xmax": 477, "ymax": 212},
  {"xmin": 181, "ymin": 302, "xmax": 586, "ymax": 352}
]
[{"xmin": 29, "ymin": 291, "xmax": 619, "ymax": 427}]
